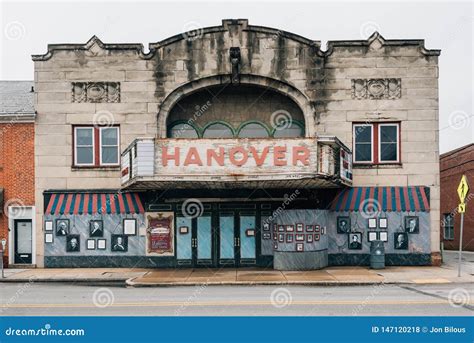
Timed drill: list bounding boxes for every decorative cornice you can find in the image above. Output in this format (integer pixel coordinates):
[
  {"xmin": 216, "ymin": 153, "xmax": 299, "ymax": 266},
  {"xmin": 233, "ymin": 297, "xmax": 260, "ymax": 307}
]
[
  {"xmin": 324, "ymin": 32, "xmax": 440, "ymax": 57},
  {"xmin": 31, "ymin": 21, "xmax": 440, "ymax": 62}
]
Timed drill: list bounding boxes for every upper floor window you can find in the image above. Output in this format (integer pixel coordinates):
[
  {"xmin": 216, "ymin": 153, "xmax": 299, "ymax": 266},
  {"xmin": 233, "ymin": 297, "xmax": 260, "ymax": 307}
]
[
  {"xmin": 73, "ymin": 126, "xmax": 120, "ymax": 167},
  {"xmin": 273, "ymin": 122, "xmax": 305, "ymax": 138},
  {"xmin": 353, "ymin": 122, "xmax": 400, "ymax": 164},
  {"xmin": 203, "ymin": 122, "xmax": 234, "ymax": 138},
  {"xmin": 168, "ymin": 122, "xmax": 199, "ymax": 138},
  {"xmin": 443, "ymin": 214, "xmax": 454, "ymax": 240},
  {"xmin": 237, "ymin": 122, "xmax": 270, "ymax": 138}
]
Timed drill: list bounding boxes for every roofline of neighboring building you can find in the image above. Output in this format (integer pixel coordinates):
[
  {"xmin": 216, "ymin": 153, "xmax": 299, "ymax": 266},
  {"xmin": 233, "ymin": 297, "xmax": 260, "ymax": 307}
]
[
  {"xmin": 440, "ymin": 143, "xmax": 474, "ymax": 160},
  {"xmin": 31, "ymin": 19, "xmax": 441, "ymax": 61}
]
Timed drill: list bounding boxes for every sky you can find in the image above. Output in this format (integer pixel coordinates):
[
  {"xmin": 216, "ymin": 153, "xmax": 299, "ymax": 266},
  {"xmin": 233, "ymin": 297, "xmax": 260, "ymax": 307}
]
[{"xmin": 0, "ymin": 0, "xmax": 472, "ymax": 153}]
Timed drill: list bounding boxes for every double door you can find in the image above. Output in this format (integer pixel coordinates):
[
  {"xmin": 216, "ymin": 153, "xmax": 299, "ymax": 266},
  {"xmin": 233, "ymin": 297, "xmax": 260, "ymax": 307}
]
[{"xmin": 176, "ymin": 210, "xmax": 256, "ymax": 267}]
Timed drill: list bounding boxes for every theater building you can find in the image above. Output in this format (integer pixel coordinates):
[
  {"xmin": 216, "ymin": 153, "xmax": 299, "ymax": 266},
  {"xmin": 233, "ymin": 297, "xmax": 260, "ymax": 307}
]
[{"xmin": 32, "ymin": 19, "xmax": 441, "ymax": 269}]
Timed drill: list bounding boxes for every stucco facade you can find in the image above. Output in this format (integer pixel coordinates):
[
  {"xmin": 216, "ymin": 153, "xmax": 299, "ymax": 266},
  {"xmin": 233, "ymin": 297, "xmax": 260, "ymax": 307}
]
[{"xmin": 32, "ymin": 19, "xmax": 440, "ymax": 268}]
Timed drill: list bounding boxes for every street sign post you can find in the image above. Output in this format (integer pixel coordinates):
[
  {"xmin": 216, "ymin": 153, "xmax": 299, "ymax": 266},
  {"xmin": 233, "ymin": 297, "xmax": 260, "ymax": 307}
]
[{"xmin": 456, "ymin": 175, "xmax": 469, "ymax": 277}]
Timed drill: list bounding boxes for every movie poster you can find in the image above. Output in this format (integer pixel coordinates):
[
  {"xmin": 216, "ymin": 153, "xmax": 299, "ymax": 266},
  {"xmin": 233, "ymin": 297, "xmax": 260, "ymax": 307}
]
[{"xmin": 145, "ymin": 212, "xmax": 174, "ymax": 256}]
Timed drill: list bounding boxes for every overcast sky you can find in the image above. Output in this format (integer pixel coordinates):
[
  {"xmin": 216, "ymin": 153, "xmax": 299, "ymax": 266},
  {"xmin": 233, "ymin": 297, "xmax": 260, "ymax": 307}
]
[{"xmin": 0, "ymin": 0, "xmax": 472, "ymax": 153}]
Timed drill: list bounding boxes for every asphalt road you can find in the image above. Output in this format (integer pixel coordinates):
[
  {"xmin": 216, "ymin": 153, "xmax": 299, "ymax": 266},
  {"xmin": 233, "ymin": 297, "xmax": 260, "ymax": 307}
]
[{"xmin": 0, "ymin": 282, "xmax": 472, "ymax": 316}]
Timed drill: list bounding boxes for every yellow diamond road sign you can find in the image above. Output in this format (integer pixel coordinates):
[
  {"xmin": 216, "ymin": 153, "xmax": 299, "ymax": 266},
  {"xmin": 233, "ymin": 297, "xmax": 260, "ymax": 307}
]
[
  {"xmin": 458, "ymin": 203, "xmax": 466, "ymax": 214},
  {"xmin": 457, "ymin": 175, "xmax": 469, "ymax": 204}
]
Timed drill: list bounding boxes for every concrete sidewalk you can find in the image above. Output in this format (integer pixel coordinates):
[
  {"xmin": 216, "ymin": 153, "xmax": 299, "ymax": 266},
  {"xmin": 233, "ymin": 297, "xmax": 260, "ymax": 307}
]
[{"xmin": 1, "ymin": 264, "xmax": 472, "ymax": 286}]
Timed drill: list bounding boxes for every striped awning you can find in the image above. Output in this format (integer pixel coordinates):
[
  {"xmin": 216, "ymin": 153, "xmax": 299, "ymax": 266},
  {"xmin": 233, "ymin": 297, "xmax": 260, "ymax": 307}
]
[
  {"xmin": 330, "ymin": 186, "xmax": 430, "ymax": 212},
  {"xmin": 45, "ymin": 192, "xmax": 144, "ymax": 215}
]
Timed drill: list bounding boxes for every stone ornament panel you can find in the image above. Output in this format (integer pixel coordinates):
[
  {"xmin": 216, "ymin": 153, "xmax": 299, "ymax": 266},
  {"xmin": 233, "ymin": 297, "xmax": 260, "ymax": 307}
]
[
  {"xmin": 351, "ymin": 78, "xmax": 401, "ymax": 100},
  {"xmin": 71, "ymin": 82, "xmax": 120, "ymax": 103}
]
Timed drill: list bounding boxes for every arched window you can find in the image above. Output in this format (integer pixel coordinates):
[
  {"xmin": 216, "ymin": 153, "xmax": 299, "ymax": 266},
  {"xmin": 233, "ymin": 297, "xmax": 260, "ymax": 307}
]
[
  {"xmin": 168, "ymin": 122, "xmax": 199, "ymax": 138},
  {"xmin": 202, "ymin": 122, "xmax": 234, "ymax": 138},
  {"xmin": 272, "ymin": 122, "xmax": 305, "ymax": 138},
  {"xmin": 237, "ymin": 122, "xmax": 270, "ymax": 138}
]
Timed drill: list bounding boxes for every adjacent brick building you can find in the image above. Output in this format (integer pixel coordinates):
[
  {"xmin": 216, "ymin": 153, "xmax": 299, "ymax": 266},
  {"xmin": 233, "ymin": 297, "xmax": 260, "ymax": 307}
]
[
  {"xmin": 0, "ymin": 81, "xmax": 36, "ymax": 267},
  {"xmin": 440, "ymin": 143, "xmax": 474, "ymax": 251}
]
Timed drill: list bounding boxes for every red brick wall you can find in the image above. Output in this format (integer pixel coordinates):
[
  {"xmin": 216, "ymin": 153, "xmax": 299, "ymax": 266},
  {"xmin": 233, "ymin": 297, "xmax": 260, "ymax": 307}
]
[
  {"xmin": 440, "ymin": 144, "xmax": 474, "ymax": 251},
  {"xmin": 0, "ymin": 123, "xmax": 35, "ymax": 266}
]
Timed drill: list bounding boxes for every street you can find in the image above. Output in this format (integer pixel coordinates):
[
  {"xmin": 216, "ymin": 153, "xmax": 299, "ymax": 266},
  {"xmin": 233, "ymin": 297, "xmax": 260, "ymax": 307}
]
[{"xmin": 0, "ymin": 283, "xmax": 472, "ymax": 316}]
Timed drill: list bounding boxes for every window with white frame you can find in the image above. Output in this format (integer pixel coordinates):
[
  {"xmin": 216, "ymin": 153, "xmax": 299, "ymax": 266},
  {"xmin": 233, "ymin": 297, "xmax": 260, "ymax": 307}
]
[
  {"xmin": 74, "ymin": 126, "xmax": 120, "ymax": 167},
  {"xmin": 353, "ymin": 122, "xmax": 400, "ymax": 165},
  {"xmin": 443, "ymin": 213, "xmax": 454, "ymax": 240}
]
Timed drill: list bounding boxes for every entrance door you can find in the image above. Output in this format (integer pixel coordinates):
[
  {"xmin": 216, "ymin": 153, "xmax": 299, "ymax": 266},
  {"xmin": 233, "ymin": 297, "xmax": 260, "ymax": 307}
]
[
  {"xmin": 195, "ymin": 213, "xmax": 213, "ymax": 266},
  {"xmin": 14, "ymin": 219, "xmax": 32, "ymax": 264},
  {"xmin": 218, "ymin": 212, "xmax": 236, "ymax": 266},
  {"xmin": 239, "ymin": 212, "xmax": 256, "ymax": 265}
]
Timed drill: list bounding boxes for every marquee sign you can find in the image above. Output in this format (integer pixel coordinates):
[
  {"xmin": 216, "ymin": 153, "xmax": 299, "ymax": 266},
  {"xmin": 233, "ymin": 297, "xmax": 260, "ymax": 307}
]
[{"xmin": 154, "ymin": 138, "xmax": 318, "ymax": 181}]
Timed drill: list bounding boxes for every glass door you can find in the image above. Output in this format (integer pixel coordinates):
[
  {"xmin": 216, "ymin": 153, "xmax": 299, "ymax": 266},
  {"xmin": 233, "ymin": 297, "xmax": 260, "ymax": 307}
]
[
  {"xmin": 195, "ymin": 214, "xmax": 213, "ymax": 266},
  {"xmin": 239, "ymin": 213, "xmax": 256, "ymax": 265},
  {"xmin": 218, "ymin": 212, "xmax": 236, "ymax": 266}
]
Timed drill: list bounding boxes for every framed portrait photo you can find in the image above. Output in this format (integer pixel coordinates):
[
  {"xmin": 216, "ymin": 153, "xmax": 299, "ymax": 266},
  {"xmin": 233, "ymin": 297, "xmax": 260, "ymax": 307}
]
[
  {"xmin": 45, "ymin": 233, "xmax": 54, "ymax": 243},
  {"xmin": 405, "ymin": 216, "xmax": 419, "ymax": 234},
  {"xmin": 314, "ymin": 225, "xmax": 320, "ymax": 233},
  {"xmin": 179, "ymin": 226, "xmax": 189, "ymax": 235},
  {"xmin": 273, "ymin": 242, "xmax": 278, "ymax": 250},
  {"xmin": 295, "ymin": 234, "xmax": 305, "ymax": 241},
  {"xmin": 44, "ymin": 220, "xmax": 53, "ymax": 232},
  {"xmin": 306, "ymin": 225, "xmax": 314, "ymax": 232},
  {"xmin": 263, "ymin": 232, "xmax": 271, "ymax": 240},
  {"xmin": 111, "ymin": 234, "xmax": 128, "ymax": 252},
  {"xmin": 89, "ymin": 220, "xmax": 104, "ymax": 237},
  {"xmin": 306, "ymin": 234, "xmax": 313, "ymax": 243},
  {"xmin": 86, "ymin": 239, "xmax": 96, "ymax": 250},
  {"xmin": 394, "ymin": 232, "xmax": 408, "ymax": 250},
  {"xmin": 379, "ymin": 231, "xmax": 388, "ymax": 242},
  {"xmin": 286, "ymin": 225, "xmax": 294, "ymax": 232},
  {"xmin": 55, "ymin": 219, "xmax": 69, "ymax": 236},
  {"xmin": 379, "ymin": 218, "xmax": 388, "ymax": 229},
  {"xmin": 337, "ymin": 216, "xmax": 350, "ymax": 233},
  {"xmin": 348, "ymin": 232, "xmax": 362, "ymax": 250},
  {"xmin": 278, "ymin": 225, "xmax": 285, "ymax": 232},
  {"xmin": 278, "ymin": 233, "xmax": 285, "ymax": 243},
  {"xmin": 123, "ymin": 218, "xmax": 137, "ymax": 235},
  {"xmin": 368, "ymin": 231, "xmax": 378, "ymax": 242},
  {"xmin": 368, "ymin": 218, "xmax": 377, "ymax": 229},
  {"xmin": 97, "ymin": 239, "xmax": 107, "ymax": 250},
  {"xmin": 296, "ymin": 243, "xmax": 304, "ymax": 252},
  {"xmin": 66, "ymin": 234, "xmax": 80, "ymax": 252},
  {"xmin": 314, "ymin": 234, "xmax": 320, "ymax": 241},
  {"xmin": 286, "ymin": 234, "xmax": 294, "ymax": 243},
  {"xmin": 296, "ymin": 223, "xmax": 304, "ymax": 232},
  {"xmin": 246, "ymin": 229, "xmax": 255, "ymax": 237},
  {"xmin": 262, "ymin": 223, "xmax": 270, "ymax": 231}
]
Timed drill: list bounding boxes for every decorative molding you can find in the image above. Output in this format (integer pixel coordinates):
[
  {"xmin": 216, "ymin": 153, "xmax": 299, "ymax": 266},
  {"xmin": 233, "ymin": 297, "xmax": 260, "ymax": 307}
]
[
  {"xmin": 229, "ymin": 47, "xmax": 241, "ymax": 84},
  {"xmin": 71, "ymin": 82, "xmax": 120, "ymax": 103},
  {"xmin": 351, "ymin": 78, "xmax": 401, "ymax": 100}
]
